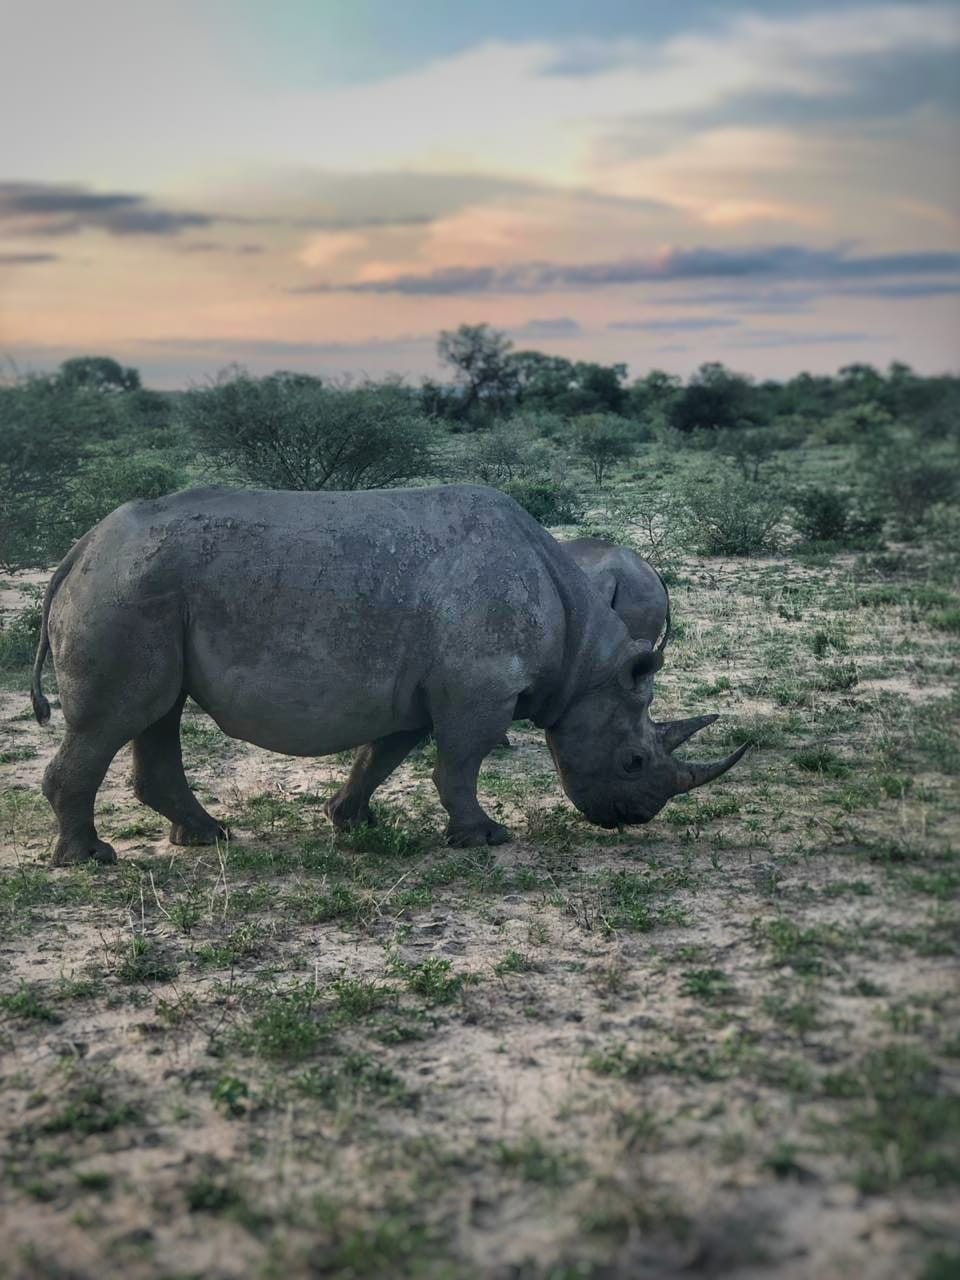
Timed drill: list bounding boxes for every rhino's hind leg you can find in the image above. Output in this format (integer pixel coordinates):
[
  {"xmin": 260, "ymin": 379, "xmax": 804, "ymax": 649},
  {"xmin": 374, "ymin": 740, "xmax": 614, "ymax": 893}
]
[
  {"xmin": 131, "ymin": 694, "xmax": 227, "ymax": 847},
  {"xmin": 43, "ymin": 730, "xmax": 123, "ymax": 866},
  {"xmin": 325, "ymin": 729, "xmax": 428, "ymax": 831},
  {"xmin": 431, "ymin": 696, "xmax": 515, "ymax": 848}
]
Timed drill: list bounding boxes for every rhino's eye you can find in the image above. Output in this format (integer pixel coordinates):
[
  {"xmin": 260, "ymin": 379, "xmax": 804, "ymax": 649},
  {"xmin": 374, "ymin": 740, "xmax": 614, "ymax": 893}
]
[{"xmin": 624, "ymin": 754, "xmax": 645, "ymax": 775}]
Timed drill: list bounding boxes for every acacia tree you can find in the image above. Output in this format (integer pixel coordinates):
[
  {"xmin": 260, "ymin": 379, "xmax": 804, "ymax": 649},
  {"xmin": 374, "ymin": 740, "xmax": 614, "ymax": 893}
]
[
  {"xmin": 570, "ymin": 414, "xmax": 635, "ymax": 486},
  {"xmin": 436, "ymin": 323, "xmax": 516, "ymax": 423},
  {"xmin": 182, "ymin": 369, "xmax": 438, "ymax": 490},
  {"xmin": 57, "ymin": 355, "xmax": 141, "ymax": 393}
]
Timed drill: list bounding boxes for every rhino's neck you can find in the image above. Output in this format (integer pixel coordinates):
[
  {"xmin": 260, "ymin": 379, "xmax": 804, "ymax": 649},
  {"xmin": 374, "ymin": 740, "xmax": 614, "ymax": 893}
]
[{"xmin": 524, "ymin": 537, "xmax": 631, "ymax": 729}]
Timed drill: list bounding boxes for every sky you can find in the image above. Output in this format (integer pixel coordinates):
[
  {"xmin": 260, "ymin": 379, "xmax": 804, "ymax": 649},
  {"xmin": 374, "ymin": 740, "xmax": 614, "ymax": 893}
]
[{"xmin": 1, "ymin": 0, "xmax": 959, "ymax": 388}]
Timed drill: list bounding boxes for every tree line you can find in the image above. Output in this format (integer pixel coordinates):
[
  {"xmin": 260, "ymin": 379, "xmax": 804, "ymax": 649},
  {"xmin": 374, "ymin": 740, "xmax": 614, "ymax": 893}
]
[{"xmin": 1, "ymin": 331, "xmax": 958, "ymax": 573}]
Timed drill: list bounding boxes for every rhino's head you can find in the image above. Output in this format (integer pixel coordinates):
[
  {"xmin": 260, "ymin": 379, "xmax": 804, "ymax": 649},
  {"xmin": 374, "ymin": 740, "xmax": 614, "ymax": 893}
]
[{"xmin": 545, "ymin": 642, "xmax": 748, "ymax": 827}]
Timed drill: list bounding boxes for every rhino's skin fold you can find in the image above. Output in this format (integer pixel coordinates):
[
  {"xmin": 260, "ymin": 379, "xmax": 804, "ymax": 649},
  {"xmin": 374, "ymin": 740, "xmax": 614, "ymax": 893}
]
[{"xmin": 31, "ymin": 484, "xmax": 746, "ymax": 865}]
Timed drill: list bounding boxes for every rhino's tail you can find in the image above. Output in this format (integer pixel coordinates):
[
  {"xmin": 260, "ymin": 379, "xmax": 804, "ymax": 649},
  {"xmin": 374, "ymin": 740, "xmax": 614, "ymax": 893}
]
[{"xmin": 30, "ymin": 535, "xmax": 89, "ymax": 725}]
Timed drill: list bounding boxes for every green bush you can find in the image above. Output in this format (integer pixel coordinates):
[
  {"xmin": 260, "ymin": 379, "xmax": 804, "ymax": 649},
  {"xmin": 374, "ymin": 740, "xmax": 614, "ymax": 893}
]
[
  {"xmin": 568, "ymin": 413, "xmax": 635, "ymax": 485},
  {"xmin": 792, "ymin": 486, "xmax": 883, "ymax": 547},
  {"xmin": 502, "ymin": 480, "xmax": 582, "ymax": 526},
  {"xmin": 678, "ymin": 467, "xmax": 787, "ymax": 556},
  {"xmin": 0, "ymin": 589, "xmax": 43, "ymax": 671},
  {"xmin": 182, "ymin": 371, "xmax": 438, "ymax": 490},
  {"xmin": 860, "ymin": 440, "xmax": 959, "ymax": 539},
  {"xmin": 0, "ymin": 375, "xmax": 116, "ymax": 569},
  {"xmin": 465, "ymin": 423, "xmax": 553, "ymax": 487},
  {"xmin": 63, "ymin": 455, "xmax": 185, "ymax": 538}
]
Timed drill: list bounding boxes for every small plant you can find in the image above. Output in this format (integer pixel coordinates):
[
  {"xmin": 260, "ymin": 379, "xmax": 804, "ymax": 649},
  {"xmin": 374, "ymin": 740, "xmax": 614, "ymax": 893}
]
[
  {"xmin": 391, "ymin": 956, "xmax": 477, "ymax": 1005},
  {"xmin": 243, "ymin": 984, "xmax": 327, "ymax": 1060},
  {"xmin": 679, "ymin": 968, "xmax": 734, "ymax": 1003},
  {"xmin": 0, "ymin": 982, "xmax": 61, "ymax": 1022},
  {"xmin": 211, "ymin": 1076, "xmax": 250, "ymax": 1118},
  {"xmin": 113, "ymin": 934, "xmax": 177, "ymax": 983},
  {"xmin": 494, "ymin": 950, "xmax": 535, "ymax": 976},
  {"xmin": 185, "ymin": 1176, "xmax": 245, "ymax": 1213},
  {"xmin": 794, "ymin": 747, "xmax": 850, "ymax": 778},
  {"xmin": 495, "ymin": 1137, "xmax": 585, "ymax": 1186},
  {"xmin": 330, "ymin": 974, "xmax": 394, "ymax": 1018}
]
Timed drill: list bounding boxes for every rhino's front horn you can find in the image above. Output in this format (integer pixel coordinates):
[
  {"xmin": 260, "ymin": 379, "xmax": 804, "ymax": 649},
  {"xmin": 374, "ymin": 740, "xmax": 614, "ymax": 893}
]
[
  {"xmin": 658, "ymin": 714, "xmax": 718, "ymax": 753},
  {"xmin": 674, "ymin": 742, "xmax": 750, "ymax": 793}
]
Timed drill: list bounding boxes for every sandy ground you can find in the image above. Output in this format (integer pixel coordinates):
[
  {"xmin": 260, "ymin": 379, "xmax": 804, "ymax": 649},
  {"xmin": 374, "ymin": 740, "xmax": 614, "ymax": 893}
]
[{"xmin": 0, "ymin": 557, "xmax": 958, "ymax": 1280}]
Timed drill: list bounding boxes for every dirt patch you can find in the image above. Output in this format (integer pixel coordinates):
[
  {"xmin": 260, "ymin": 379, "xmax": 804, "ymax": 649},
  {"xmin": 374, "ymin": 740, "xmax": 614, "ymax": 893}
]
[{"xmin": 1, "ymin": 555, "xmax": 958, "ymax": 1279}]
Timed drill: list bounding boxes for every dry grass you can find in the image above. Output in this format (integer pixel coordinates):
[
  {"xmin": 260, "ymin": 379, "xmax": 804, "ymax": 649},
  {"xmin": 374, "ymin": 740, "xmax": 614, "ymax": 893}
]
[{"xmin": 1, "ymin": 544, "xmax": 958, "ymax": 1280}]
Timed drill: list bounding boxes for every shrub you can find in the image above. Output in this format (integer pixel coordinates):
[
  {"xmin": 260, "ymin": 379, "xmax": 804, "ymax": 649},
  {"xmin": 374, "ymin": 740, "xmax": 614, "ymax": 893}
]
[
  {"xmin": 62, "ymin": 454, "xmax": 185, "ymax": 538},
  {"xmin": 466, "ymin": 424, "xmax": 553, "ymax": 486},
  {"xmin": 677, "ymin": 467, "xmax": 787, "ymax": 556},
  {"xmin": 183, "ymin": 370, "xmax": 438, "ymax": 490},
  {"xmin": 569, "ymin": 414, "xmax": 635, "ymax": 485},
  {"xmin": 502, "ymin": 480, "xmax": 582, "ymax": 526},
  {"xmin": 791, "ymin": 486, "xmax": 883, "ymax": 547},
  {"xmin": 0, "ymin": 374, "xmax": 116, "ymax": 569},
  {"xmin": 860, "ymin": 440, "xmax": 959, "ymax": 539},
  {"xmin": 0, "ymin": 589, "xmax": 43, "ymax": 671}
]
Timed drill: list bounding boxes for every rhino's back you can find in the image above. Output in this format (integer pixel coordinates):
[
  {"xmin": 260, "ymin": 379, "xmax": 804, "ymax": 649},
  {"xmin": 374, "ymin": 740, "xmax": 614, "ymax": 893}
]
[{"xmin": 52, "ymin": 484, "xmax": 587, "ymax": 750}]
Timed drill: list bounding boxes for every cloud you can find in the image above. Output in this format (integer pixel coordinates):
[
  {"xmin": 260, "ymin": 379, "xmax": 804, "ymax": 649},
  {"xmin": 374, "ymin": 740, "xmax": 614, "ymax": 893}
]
[
  {"xmin": 508, "ymin": 317, "xmax": 582, "ymax": 339},
  {"xmin": 0, "ymin": 252, "xmax": 59, "ymax": 264},
  {"xmin": 0, "ymin": 182, "xmax": 212, "ymax": 237},
  {"xmin": 297, "ymin": 214, "xmax": 435, "ymax": 231},
  {"xmin": 724, "ymin": 328, "xmax": 885, "ymax": 349},
  {"xmin": 175, "ymin": 241, "xmax": 264, "ymax": 255},
  {"xmin": 298, "ymin": 244, "xmax": 960, "ymax": 296},
  {"xmin": 138, "ymin": 334, "xmax": 436, "ymax": 357},
  {"xmin": 833, "ymin": 280, "xmax": 960, "ymax": 300},
  {"xmin": 608, "ymin": 316, "xmax": 739, "ymax": 332}
]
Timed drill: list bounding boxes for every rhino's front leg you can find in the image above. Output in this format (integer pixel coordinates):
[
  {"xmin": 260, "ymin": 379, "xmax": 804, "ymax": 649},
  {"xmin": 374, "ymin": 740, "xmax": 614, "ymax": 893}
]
[{"xmin": 431, "ymin": 695, "xmax": 515, "ymax": 847}]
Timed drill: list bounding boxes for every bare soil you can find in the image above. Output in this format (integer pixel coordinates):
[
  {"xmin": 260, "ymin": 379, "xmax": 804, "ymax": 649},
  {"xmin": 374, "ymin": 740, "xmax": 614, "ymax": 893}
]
[{"xmin": 1, "ymin": 556, "xmax": 958, "ymax": 1280}]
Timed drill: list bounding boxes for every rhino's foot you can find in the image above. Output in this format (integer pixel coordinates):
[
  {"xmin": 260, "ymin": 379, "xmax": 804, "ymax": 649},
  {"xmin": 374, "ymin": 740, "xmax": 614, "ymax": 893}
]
[
  {"xmin": 169, "ymin": 819, "xmax": 229, "ymax": 847},
  {"xmin": 52, "ymin": 837, "xmax": 117, "ymax": 867},
  {"xmin": 446, "ymin": 819, "xmax": 512, "ymax": 848},
  {"xmin": 324, "ymin": 791, "xmax": 376, "ymax": 831}
]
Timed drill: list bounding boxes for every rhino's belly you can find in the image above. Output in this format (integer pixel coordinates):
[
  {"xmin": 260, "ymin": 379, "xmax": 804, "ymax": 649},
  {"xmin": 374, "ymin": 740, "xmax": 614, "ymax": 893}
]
[{"xmin": 182, "ymin": 622, "xmax": 426, "ymax": 756}]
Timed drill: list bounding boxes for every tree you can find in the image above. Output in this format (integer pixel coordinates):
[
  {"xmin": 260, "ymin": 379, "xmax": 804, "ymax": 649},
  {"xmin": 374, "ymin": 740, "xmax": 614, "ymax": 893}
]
[
  {"xmin": 182, "ymin": 370, "xmax": 438, "ymax": 491},
  {"xmin": 570, "ymin": 414, "xmax": 635, "ymax": 486},
  {"xmin": 436, "ymin": 324, "xmax": 516, "ymax": 424},
  {"xmin": 624, "ymin": 369, "xmax": 681, "ymax": 420},
  {"xmin": 669, "ymin": 362, "xmax": 757, "ymax": 433},
  {"xmin": 57, "ymin": 356, "xmax": 141, "ymax": 393},
  {"xmin": 508, "ymin": 351, "xmax": 575, "ymax": 410},
  {"xmin": 564, "ymin": 361, "xmax": 628, "ymax": 415},
  {"xmin": 0, "ymin": 374, "xmax": 106, "ymax": 568}
]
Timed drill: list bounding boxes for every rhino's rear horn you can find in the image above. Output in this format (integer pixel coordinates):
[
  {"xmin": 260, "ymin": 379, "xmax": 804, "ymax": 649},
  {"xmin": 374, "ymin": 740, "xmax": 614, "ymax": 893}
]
[
  {"xmin": 658, "ymin": 714, "xmax": 718, "ymax": 753},
  {"xmin": 675, "ymin": 742, "xmax": 750, "ymax": 792}
]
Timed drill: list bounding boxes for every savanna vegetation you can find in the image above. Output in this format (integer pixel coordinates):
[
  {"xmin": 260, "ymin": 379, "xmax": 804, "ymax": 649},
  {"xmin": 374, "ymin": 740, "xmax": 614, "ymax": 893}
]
[{"xmin": 0, "ymin": 330, "xmax": 957, "ymax": 1279}]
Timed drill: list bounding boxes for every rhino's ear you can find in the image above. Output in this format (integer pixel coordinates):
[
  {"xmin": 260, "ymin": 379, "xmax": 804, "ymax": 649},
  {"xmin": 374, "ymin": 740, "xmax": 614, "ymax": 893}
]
[{"xmin": 619, "ymin": 642, "xmax": 663, "ymax": 690}]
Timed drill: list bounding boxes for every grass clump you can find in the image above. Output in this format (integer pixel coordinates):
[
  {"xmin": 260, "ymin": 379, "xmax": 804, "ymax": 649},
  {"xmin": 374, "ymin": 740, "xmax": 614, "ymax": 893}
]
[
  {"xmin": 241, "ymin": 984, "xmax": 328, "ymax": 1061},
  {"xmin": 822, "ymin": 1046, "xmax": 960, "ymax": 1191},
  {"xmin": 0, "ymin": 982, "xmax": 61, "ymax": 1023}
]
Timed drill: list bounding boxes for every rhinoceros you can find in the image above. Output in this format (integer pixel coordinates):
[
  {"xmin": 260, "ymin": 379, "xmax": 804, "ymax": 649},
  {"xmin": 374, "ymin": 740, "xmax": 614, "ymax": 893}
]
[{"xmin": 30, "ymin": 484, "xmax": 746, "ymax": 865}]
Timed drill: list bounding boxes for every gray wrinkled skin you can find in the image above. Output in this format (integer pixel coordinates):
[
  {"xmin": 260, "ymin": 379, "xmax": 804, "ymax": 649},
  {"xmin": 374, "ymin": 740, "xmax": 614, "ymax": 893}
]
[
  {"xmin": 31, "ymin": 485, "xmax": 745, "ymax": 865},
  {"xmin": 564, "ymin": 536, "xmax": 670, "ymax": 648}
]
